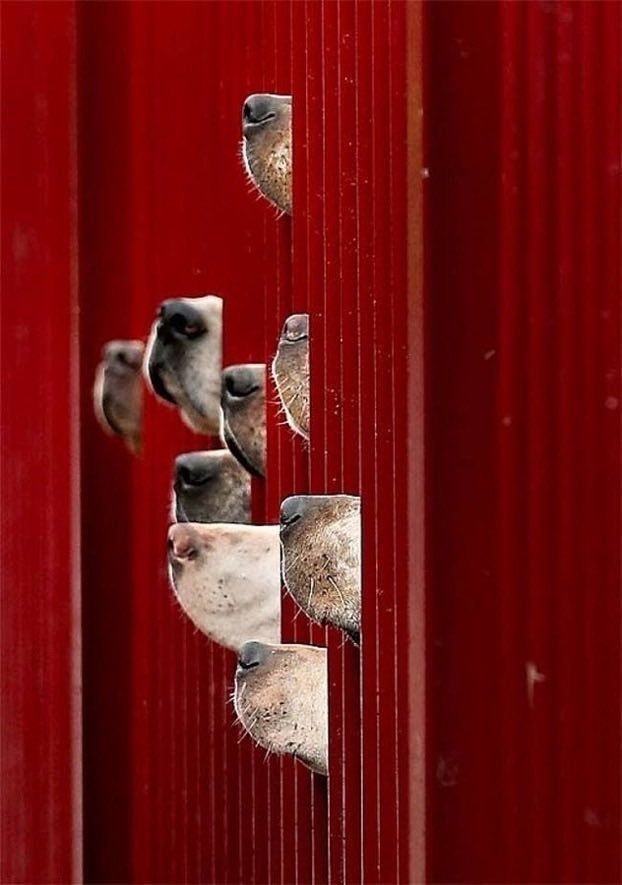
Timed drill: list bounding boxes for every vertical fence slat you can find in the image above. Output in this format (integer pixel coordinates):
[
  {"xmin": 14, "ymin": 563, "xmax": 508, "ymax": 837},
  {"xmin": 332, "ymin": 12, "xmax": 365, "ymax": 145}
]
[
  {"xmin": 1, "ymin": 4, "xmax": 82, "ymax": 883},
  {"xmin": 426, "ymin": 2, "xmax": 621, "ymax": 881}
]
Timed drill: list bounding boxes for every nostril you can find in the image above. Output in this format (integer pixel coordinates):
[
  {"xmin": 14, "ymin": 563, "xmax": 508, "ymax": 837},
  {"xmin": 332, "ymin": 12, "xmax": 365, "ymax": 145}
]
[
  {"xmin": 179, "ymin": 466, "xmax": 198, "ymax": 487},
  {"xmin": 168, "ymin": 311, "xmax": 202, "ymax": 339},
  {"xmin": 225, "ymin": 373, "xmax": 239, "ymax": 396},
  {"xmin": 238, "ymin": 640, "xmax": 270, "ymax": 671},
  {"xmin": 158, "ymin": 300, "xmax": 206, "ymax": 341},
  {"xmin": 178, "ymin": 465, "xmax": 211, "ymax": 487},
  {"xmin": 168, "ymin": 529, "xmax": 198, "ymax": 561},
  {"xmin": 243, "ymin": 95, "xmax": 276, "ymax": 127},
  {"xmin": 175, "ymin": 454, "xmax": 219, "ymax": 488},
  {"xmin": 223, "ymin": 367, "xmax": 260, "ymax": 399},
  {"xmin": 280, "ymin": 496, "xmax": 307, "ymax": 530},
  {"xmin": 281, "ymin": 512, "xmax": 301, "ymax": 529}
]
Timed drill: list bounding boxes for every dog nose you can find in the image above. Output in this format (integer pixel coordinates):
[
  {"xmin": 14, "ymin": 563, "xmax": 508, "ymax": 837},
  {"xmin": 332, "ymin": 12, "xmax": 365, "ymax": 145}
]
[
  {"xmin": 280, "ymin": 313, "xmax": 309, "ymax": 343},
  {"xmin": 222, "ymin": 365, "xmax": 261, "ymax": 400},
  {"xmin": 157, "ymin": 299, "xmax": 205, "ymax": 341},
  {"xmin": 280, "ymin": 495, "xmax": 311, "ymax": 531},
  {"xmin": 115, "ymin": 344, "xmax": 143, "ymax": 370},
  {"xmin": 238, "ymin": 640, "xmax": 271, "ymax": 671},
  {"xmin": 168, "ymin": 524, "xmax": 199, "ymax": 561},
  {"xmin": 175, "ymin": 453, "xmax": 220, "ymax": 489},
  {"xmin": 243, "ymin": 94, "xmax": 277, "ymax": 127},
  {"xmin": 103, "ymin": 341, "xmax": 144, "ymax": 370}
]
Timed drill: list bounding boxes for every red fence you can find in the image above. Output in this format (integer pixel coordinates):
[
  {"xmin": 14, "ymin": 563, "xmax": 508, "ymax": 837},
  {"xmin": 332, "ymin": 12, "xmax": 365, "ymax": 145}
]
[
  {"xmin": 425, "ymin": 4, "xmax": 620, "ymax": 881},
  {"xmin": 1, "ymin": 2, "xmax": 620, "ymax": 884},
  {"xmin": 1, "ymin": 5, "xmax": 82, "ymax": 883}
]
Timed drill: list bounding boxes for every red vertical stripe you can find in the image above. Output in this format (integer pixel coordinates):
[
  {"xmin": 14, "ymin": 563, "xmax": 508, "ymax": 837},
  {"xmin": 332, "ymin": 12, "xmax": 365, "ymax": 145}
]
[
  {"xmin": 1, "ymin": 3, "xmax": 82, "ymax": 882},
  {"xmin": 426, "ymin": 2, "xmax": 620, "ymax": 881}
]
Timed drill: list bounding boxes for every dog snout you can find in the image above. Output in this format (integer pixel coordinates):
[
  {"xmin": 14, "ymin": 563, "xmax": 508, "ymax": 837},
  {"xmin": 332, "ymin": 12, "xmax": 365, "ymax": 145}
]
[
  {"xmin": 116, "ymin": 345, "xmax": 142, "ymax": 370},
  {"xmin": 157, "ymin": 299, "xmax": 205, "ymax": 342},
  {"xmin": 168, "ymin": 524, "xmax": 200, "ymax": 561},
  {"xmin": 103, "ymin": 341, "xmax": 144, "ymax": 370},
  {"xmin": 222, "ymin": 365, "xmax": 261, "ymax": 400},
  {"xmin": 243, "ymin": 94, "xmax": 278, "ymax": 129},
  {"xmin": 280, "ymin": 495, "xmax": 312, "ymax": 532},
  {"xmin": 280, "ymin": 313, "xmax": 309, "ymax": 343},
  {"xmin": 175, "ymin": 453, "xmax": 220, "ymax": 489},
  {"xmin": 237, "ymin": 640, "xmax": 271, "ymax": 671}
]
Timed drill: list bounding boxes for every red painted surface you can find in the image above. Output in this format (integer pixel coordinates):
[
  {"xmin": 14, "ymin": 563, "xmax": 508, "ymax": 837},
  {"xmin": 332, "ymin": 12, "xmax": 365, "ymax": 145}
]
[
  {"xmin": 75, "ymin": 3, "xmax": 419, "ymax": 880},
  {"xmin": 0, "ymin": 3, "xmax": 82, "ymax": 883},
  {"xmin": 75, "ymin": 2, "xmax": 419, "ymax": 880},
  {"xmin": 2, "ymin": 1, "xmax": 620, "ymax": 883},
  {"xmin": 425, "ymin": 2, "xmax": 620, "ymax": 882},
  {"xmin": 75, "ymin": 2, "xmax": 324, "ymax": 882},
  {"xmin": 293, "ymin": 3, "xmax": 421, "ymax": 882}
]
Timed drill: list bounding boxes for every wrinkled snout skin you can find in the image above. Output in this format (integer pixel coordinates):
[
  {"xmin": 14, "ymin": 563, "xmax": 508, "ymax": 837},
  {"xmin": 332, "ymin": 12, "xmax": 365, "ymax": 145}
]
[
  {"xmin": 93, "ymin": 339, "xmax": 145, "ymax": 454},
  {"xmin": 173, "ymin": 449, "xmax": 251, "ymax": 524},
  {"xmin": 144, "ymin": 294, "xmax": 223, "ymax": 435},
  {"xmin": 242, "ymin": 94, "xmax": 292, "ymax": 215},
  {"xmin": 280, "ymin": 495, "xmax": 361, "ymax": 643},
  {"xmin": 220, "ymin": 364, "xmax": 266, "ymax": 477},
  {"xmin": 167, "ymin": 522, "xmax": 281, "ymax": 653},
  {"xmin": 234, "ymin": 642, "xmax": 328, "ymax": 775},
  {"xmin": 272, "ymin": 314, "xmax": 309, "ymax": 440}
]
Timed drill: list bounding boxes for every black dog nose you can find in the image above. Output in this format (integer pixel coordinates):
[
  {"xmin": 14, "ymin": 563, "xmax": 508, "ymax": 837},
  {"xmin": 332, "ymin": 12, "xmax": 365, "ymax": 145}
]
[
  {"xmin": 222, "ymin": 365, "xmax": 261, "ymax": 400},
  {"xmin": 175, "ymin": 453, "xmax": 220, "ymax": 488},
  {"xmin": 281, "ymin": 313, "xmax": 309, "ymax": 343},
  {"xmin": 243, "ymin": 94, "xmax": 277, "ymax": 126},
  {"xmin": 157, "ymin": 299, "xmax": 205, "ymax": 341},
  {"xmin": 238, "ymin": 641, "xmax": 270, "ymax": 671},
  {"xmin": 280, "ymin": 495, "xmax": 311, "ymax": 531}
]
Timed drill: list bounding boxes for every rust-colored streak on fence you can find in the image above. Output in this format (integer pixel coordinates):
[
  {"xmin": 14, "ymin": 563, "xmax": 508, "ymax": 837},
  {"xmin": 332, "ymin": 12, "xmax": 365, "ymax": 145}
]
[{"xmin": 425, "ymin": 2, "xmax": 620, "ymax": 882}]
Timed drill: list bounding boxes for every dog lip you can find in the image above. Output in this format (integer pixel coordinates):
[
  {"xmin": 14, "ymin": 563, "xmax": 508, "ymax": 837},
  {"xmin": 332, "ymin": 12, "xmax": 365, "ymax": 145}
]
[
  {"xmin": 222, "ymin": 421, "xmax": 264, "ymax": 479},
  {"xmin": 174, "ymin": 497, "xmax": 189, "ymax": 523},
  {"xmin": 148, "ymin": 360, "xmax": 178, "ymax": 406}
]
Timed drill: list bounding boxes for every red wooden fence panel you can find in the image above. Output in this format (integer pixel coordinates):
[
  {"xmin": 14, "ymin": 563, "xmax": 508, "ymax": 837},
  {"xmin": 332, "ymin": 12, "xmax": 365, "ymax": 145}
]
[
  {"xmin": 76, "ymin": 3, "xmax": 420, "ymax": 881},
  {"xmin": 1, "ymin": 3, "xmax": 82, "ymax": 883},
  {"xmin": 76, "ymin": 2, "xmax": 320, "ymax": 882},
  {"xmin": 425, "ymin": 2, "xmax": 620, "ymax": 882},
  {"xmin": 292, "ymin": 3, "xmax": 423, "ymax": 882}
]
